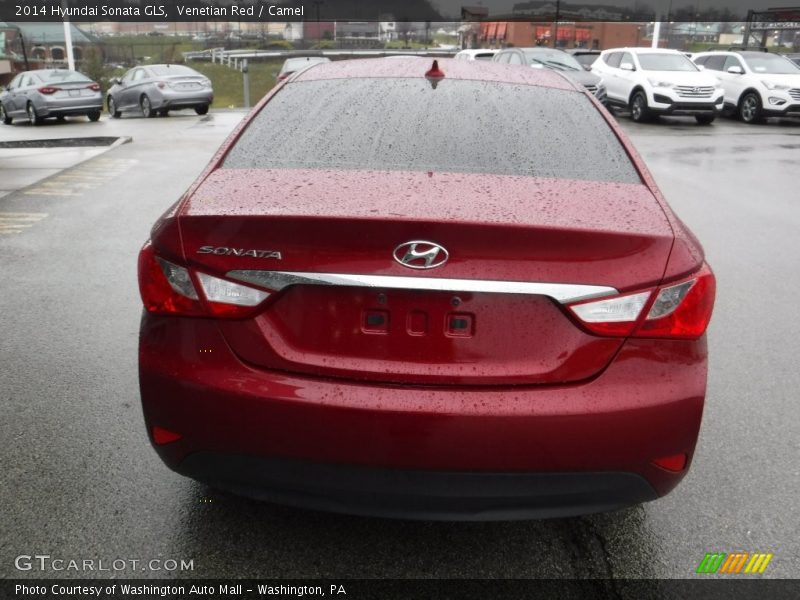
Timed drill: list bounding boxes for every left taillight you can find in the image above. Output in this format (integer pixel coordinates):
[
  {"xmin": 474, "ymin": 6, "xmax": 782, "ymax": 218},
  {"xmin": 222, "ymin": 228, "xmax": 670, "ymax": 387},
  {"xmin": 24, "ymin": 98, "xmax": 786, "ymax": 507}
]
[
  {"xmin": 38, "ymin": 86, "xmax": 60, "ymax": 94},
  {"xmin": 137, "ymin": 242, "xmax": 269, "ymax": 318},
  {"xmin": 566, "ymin": 264, "xmax": 715, "ymax": 340}
]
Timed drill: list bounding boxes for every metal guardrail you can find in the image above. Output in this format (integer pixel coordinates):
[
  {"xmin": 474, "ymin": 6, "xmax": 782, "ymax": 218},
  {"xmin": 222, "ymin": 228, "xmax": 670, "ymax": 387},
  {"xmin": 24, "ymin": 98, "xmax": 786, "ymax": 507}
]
[{"xmin": 183, "ymin": 48, "xmax": 459, "ymax": 62}]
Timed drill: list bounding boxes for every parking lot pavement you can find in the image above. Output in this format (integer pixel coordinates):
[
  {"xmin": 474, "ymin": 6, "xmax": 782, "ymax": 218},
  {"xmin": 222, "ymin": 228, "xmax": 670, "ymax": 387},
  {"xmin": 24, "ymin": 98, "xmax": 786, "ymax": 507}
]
[{"xmin": 0, "ymin": 111, "xmax": 798, "ymax": 583}]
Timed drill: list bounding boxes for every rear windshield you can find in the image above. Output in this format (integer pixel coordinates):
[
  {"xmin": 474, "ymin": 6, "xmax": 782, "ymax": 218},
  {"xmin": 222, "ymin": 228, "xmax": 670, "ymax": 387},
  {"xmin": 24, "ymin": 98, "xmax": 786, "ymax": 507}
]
[
  {"xmin": 224, "ymin": 78, "xmax": 639, "ymax": 183},
  {"xmin": 38, "ymin": 70, "xmax": 91, "ymax": 83},
  {"xmin": 149, "ymin": 65, "xmax": 198, "ymax": 76}
]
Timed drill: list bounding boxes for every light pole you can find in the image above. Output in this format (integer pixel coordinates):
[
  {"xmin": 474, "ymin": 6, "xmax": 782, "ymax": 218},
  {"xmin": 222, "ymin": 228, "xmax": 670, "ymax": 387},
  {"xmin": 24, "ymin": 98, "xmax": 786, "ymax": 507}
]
[{"xmin": 552, "ymin": 0, "xmax": 561, "ymax": 48}]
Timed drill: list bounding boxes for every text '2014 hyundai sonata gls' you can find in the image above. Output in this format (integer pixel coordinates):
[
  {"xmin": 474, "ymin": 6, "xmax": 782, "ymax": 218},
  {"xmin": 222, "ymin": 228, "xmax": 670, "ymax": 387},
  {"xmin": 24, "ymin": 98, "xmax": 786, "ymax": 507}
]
[{"xmin": 138, "ymin": 59, "xmax": 715, "ymax": 520}]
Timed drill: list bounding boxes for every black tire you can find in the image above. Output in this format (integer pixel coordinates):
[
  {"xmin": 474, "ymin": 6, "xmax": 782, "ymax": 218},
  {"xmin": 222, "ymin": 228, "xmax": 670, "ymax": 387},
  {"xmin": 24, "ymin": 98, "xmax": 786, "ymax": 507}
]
[
  {"xmin": 56, "ymin": 115, "xmax": 66, "ymax": 122},
  {"xmin": 195, "ymin": 104, "xmax": 209, "ymax": 115},
  {"xmin": 695, "ymin": 114, "xmax": 715, "ymax": 125},
  {"xmin": 87, "ymin": 111, "xmax": 101, "ymax": 122},
  {"xmin": 1, "ymin": 103, "xmax": 12, "ymax": 125},
  {"xmin": 108, "ymin": 96, "xmax": 121, "ymax": 118},
  {"xmin": 140, "ymin": 95, "xmax": 156, "ymax": 118},
  {"xmin": 630, "ymin": 91, "xmax": 650, "ymax": 123},
  {"xmin": 26, "ymin": 102, "xmax": 42, "ymax": 126},
  {"xmin": 738, "ymin": 92, "xmax": 763, "ymax": 124}
]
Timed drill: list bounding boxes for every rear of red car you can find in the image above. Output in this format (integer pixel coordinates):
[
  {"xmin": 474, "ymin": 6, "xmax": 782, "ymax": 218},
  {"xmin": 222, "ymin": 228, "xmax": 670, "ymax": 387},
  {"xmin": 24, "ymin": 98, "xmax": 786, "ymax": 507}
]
[{"xmin": 138, "ymin": 60, "xmax": 715, "ymax": 520}]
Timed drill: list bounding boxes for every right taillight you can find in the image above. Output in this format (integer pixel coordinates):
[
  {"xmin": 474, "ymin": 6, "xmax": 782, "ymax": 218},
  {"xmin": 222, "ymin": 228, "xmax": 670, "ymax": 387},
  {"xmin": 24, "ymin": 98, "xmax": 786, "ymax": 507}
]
[
  {"xmin": 137, "ymin": 242, "xmax": 270, "ymax": 318},
  {"xmin": 636, "ymin": 264, "xmax": 715, "ymax": 339},
  {"xmin": 567, "ymin": 263, "xmax": 715, "ymax": 340}
]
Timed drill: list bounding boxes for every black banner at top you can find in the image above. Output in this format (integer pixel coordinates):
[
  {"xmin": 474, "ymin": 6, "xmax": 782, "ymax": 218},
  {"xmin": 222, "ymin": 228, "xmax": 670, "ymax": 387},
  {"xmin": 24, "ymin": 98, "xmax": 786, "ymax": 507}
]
[{"xmin": 0, "ymin": 0, "xmax": 792, "ymax": 23}]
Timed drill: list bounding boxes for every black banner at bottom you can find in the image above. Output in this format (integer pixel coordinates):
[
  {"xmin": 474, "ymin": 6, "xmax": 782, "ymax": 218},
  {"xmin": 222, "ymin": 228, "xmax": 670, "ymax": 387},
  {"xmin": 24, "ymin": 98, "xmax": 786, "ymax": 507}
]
[{"xmin": 4, "ymin": 579, "xmax": 800, "ymax": 600}]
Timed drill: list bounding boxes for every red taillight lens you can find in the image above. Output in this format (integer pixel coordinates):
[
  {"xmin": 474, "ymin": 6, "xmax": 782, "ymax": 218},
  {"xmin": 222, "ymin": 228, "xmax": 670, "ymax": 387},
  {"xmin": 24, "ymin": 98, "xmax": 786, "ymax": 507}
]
[
  {"xmin": 87, "ymin": 83, "xmax": 100, "ymax": 91},
  {"xmin": 137, "ymin": 242, "xmax": 270, "ymax": 318},
  {"xmin": 38, "ymin": 86, "xmax": 60, "ymax": 94},
  {"xmin": 637, "ymin": 265, "xmax": 715, "ymax": 339},
  {"xmin": 566, "ymin": 263, "xmax": 715, "ymax": 340},
  {"xmin": 137, "ymin": 242, "xmax": 205, "ymax": 316}
]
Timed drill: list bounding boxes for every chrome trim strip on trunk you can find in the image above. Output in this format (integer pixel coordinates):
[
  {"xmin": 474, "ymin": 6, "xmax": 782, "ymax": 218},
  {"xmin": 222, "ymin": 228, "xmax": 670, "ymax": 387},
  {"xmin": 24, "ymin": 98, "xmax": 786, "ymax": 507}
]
[{"xmin": 227, "ymin": 270, "xmax": 618, "ymax": 304}]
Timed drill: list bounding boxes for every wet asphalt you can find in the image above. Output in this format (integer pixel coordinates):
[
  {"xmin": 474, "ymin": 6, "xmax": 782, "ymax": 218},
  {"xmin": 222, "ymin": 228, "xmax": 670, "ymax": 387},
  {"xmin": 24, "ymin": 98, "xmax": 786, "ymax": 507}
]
[{"xmin": 0, "ymin": 110, "xmax": 798, "ymax": 583}]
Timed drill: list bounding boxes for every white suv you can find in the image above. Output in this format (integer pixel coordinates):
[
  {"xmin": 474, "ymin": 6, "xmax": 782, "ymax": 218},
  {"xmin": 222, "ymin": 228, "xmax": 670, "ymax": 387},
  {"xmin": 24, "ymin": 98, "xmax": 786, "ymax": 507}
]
[
  {"xmin": 591, "ymin": 47, "xmax": 724, "ymax": 124},
  {"xmin": 692, "ymin": 51, "xmax": 800, "ymax": 123}
]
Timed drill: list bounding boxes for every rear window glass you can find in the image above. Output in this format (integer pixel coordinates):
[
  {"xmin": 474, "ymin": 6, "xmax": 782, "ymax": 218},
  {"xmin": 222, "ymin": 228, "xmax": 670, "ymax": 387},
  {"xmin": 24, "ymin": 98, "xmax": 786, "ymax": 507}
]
[
  {"xmin": 224, "ymin": 78, "xmax": 639, "ymax": 183},
  {"xmin": 38, "ymin": 70, "xmax": 91, "ymax": 83},
  {"xmin": 149, "ymin": 65, "xmax": 198, "ymax": 76}
]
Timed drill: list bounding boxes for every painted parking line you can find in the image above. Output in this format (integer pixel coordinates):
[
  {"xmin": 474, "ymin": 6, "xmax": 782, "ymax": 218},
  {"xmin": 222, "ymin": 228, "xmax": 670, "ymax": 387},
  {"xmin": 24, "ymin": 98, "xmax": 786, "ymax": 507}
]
[
  {"xmin": 0, "ymin": 212, "xmax": 49, "ymax": 234},
  {"xmin": 23, "ymin": 158, "xmax": 138, "ymax": 197}
]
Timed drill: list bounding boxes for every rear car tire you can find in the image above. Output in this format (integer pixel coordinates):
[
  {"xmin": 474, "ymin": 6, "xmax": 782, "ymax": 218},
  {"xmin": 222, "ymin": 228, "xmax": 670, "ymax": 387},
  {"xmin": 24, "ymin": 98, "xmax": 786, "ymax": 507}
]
[
  {"xmin": 738, "ymin": 92, "xmax": 764, "ymax": 124},
  {"xmin": 108, "ymin": 97, "xmax": 121, "ymax": 118},
  {"xmin": 0, "ymin": 104, "xmax": 12, "ymax": 125},
  {"xmin": 630, "ymin": 91, "xmax": 650, "ymax": 123},
  {"xmin": 26, "ymin": 102, "xmax": 42, "ymax": 126},
  {"xmin": 695, "ymin": 115, "xmax": 715, "ymax": 125},
  {"xmin": 87, "ymin": 111, "xmax": 101, "ymax": 122},
  {"xmin": 195, "ymin": 104, "xmax": 210, "ymax": 115},
  {"xmin": 141, "ymin": 95, "xmax": 156, "ymax": 118}
]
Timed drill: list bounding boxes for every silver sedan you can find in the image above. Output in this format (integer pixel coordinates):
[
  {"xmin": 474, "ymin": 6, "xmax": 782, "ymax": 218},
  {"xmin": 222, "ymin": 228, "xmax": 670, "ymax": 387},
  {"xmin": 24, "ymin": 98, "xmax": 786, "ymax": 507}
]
[
  {"xmin": 106, "ymin": 64, "xmax": 214, "ymax": 118},
  {"xmin": 0, "ymin": 69, "xmax": 103, "ymax": 125}
]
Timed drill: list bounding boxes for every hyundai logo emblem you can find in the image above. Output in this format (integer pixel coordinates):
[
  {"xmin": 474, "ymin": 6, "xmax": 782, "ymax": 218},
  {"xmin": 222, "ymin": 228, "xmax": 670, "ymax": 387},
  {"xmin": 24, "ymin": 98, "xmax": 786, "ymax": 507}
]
[{"xmin": 393, "ymin": 241, "xmax": 449, "ymax": 270}]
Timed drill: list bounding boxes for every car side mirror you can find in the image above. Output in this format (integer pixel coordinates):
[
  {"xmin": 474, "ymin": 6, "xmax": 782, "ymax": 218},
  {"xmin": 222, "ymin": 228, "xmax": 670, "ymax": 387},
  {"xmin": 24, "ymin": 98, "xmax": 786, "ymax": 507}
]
[
  {"xmin": 620, "ymin": 62, "xmax": 635, "ymax": 71},
  {"xmin": 727, "ymin": 66, "xmax": 743, "ymax": 74}
]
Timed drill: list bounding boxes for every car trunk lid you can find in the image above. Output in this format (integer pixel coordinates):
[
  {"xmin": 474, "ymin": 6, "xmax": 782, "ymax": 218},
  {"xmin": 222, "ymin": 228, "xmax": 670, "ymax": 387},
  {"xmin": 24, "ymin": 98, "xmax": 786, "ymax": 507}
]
[{"xmin": 176, "ymin": 168, "xmax": 675, "ymax": 386}]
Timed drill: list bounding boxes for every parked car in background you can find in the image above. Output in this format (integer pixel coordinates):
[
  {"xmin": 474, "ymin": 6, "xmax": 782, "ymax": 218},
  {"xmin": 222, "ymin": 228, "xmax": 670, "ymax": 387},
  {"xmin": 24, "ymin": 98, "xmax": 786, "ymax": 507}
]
[
  {"xmin": 592, "ymin": 48, "xmax": 724, "ymax": 124},
  {"xmin": 106, "ymin": 64, "xmax": 213, "ymax": 118},
  {"xmin": 692, "ymin": 51, "xmax": 800, "ymax": 123},
  {"xmin": 454, "ymin": 49, "xmax": 498, "ymax": 61},
  {"xmin": 493, "ymin": 47, "xmax": 606, "ymax": 104},
  {"xmin": 565, "ymin": 48, "xmax": 601, "ymax": 71},
  {"xmin": 277, "ymin": 56, "xmax": 331, "ymax": 81},
  {"xmin": 0, "ymin": 69, "xmax": 102, "ymax": 125},
  {"xmin": 138, "ymin": 58, "xmax": 715, "ymax": 520}
]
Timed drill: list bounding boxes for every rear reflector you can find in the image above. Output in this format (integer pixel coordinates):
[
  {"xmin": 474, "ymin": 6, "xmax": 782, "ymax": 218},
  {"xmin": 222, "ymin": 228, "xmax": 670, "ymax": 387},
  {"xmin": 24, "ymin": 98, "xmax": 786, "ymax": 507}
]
[
  {"xmin": 652, "ymin": 453, "xmax": 687, "ymax": 472},
  {"xmin": 152, "ymin": 426, "xmax": 182, "ymax": 445},
  {"xmin": 566, "ymin": 263, "xmax": 715, "ymax": 340}
]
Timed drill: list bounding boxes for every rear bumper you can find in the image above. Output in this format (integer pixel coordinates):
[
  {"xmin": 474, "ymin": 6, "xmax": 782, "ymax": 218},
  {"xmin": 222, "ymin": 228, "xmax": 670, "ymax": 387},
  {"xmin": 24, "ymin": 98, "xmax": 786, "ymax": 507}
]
[
  {"xmin": 40, "ymin": 100, "xmax": 103, "ymax": 117},
  {"xmin": 139, "ymin": 314, "xmax": 708, "ymax": 519},
  {"xmin": 152, "ymin": 90, "xmax": 213, "ymax": 110},
  {"xmin": 179, "ymin": 453, "xmax": 657, "ymax": 520}
]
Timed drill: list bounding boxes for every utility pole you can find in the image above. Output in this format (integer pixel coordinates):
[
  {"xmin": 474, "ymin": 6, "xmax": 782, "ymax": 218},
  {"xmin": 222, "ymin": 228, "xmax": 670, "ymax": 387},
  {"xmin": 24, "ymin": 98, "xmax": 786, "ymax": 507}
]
[
  {"xmin": 552, "ymin": 0, "xmax": 561, "ymax": 48},
  {"xmin": 242, "ymin": 59, "xmax": 250, "ymax": 109},
  {"xmin": 62, "ymin": 0, "xmax": 75, "ymax": 70}
]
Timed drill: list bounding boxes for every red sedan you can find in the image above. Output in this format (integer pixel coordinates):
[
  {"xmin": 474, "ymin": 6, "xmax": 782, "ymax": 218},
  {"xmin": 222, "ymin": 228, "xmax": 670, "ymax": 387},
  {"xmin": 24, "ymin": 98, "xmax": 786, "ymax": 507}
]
[{"xmin": 138, "ymin": 59, "xmax": 715, "ymax": 520}]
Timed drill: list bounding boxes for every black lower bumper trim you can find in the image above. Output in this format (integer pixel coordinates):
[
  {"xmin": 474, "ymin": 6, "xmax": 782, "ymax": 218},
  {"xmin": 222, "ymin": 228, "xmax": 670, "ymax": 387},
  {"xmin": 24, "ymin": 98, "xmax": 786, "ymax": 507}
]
[{"xmin": 177, "ymin": 452, "xmax": 659, "ymax": 521}]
